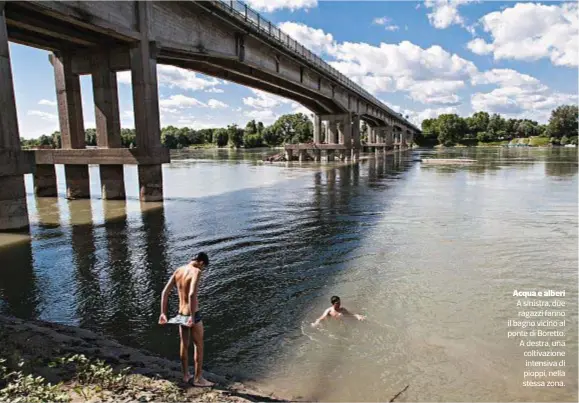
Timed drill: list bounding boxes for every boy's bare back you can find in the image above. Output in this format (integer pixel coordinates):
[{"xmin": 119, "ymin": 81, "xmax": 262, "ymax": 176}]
[{"xmin": 174, "ymin": 264, "xmax": 200, "ymax": 315}]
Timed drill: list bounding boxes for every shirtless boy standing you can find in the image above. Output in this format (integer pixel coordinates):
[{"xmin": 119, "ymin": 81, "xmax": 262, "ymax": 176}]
[
  {"xmin": 158, "ymin": 252, "xmax": 214, "ymax": 387},
  {"xmin": 312, "ymin": 295, "xmax": 366, "ymax": 327}
]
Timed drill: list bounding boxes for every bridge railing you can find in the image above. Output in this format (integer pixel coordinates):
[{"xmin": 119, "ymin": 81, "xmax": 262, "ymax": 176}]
[{"xmin": 211, "ymin": 0, "xmax": 418, "ymax": 131}]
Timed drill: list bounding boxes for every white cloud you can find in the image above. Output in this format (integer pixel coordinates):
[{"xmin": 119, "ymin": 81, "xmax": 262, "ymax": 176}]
[
  {"xmin": 373, "ymin": 16, "xmax": 399, "ymax": 32},
  {"xmin": 38, "ymin": 99, "xmax": 57, "ymax": 107},
  {"xmin": 470, "ymin": 69, "xmax": 577, "ymax": 122},
  {"xmin": 205, "ymin": 88, "xmax": 225, "ymax": 94},
  {"xmin": 243, "ymin": 109, "xmax": 278, "ymax": 125},
  {"xmin": 278, "ymin": 22, "xmax": 335, "ymax": 54},
  {"xmin": 290, "ymin": 102, "xmax": 313, "ymax": 117},
  {"xmin": 424, "ymin": 0, "xmax": 475, "ymax": 30},
  {"xmin": 27, "ymin": 110, "xmax": 58, "ymax": 121},
  {"xmin": 207, "ymin": 99, "xmax": 228, "ymax": 109},
  {"xmin": 467, "ymin": 2, "xmax": 578, "ymax": 67},
  {"xmin": 326, "ymin": 38, "xmax": 477, "ymax": 105},
  {"xmin": 243, "ymin": 89, "xmax": 290, "ymax": 109},
  {"xmin": 117, "ymin": 66, "xmax": 224, "ymax": 91},
  {"xmin": 159, "ymin": 94, "xmax": 206, "ymax": 109},
  {"xmin": 246, "ymin": 0, "xmax": 317, "ymax": 12},
  {"xmin": 471, "ymin": 69, "xmax": 543, "ymax": 89}
]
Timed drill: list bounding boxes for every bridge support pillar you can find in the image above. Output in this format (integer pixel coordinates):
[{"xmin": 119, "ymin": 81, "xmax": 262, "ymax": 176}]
[
  {"xmin": 298, "ymin": 150, "xmax": 307, "ymax": 162},
  {"xmin": 313, "ymin": 149, "xmax": 321, "ymax": 162},
  {"xmin": 131, "ymin": 2, "xmax": 164, "ymax": 202},
  {"xmin": 52, "ymin": 51, "xmax": 90, "ymax": 199},
  {"xmin": 138, "ymin": 165, "xmax": 163, "ymax": 202},
  {"xmin": 352, "ymin": 115, "xmax": 361, "ymax": 162},
  {"xmin": 92, "ymin": 50, "xmax": 126, "ymax": 200},
  {"xmin": 100, "ymin": 165, "xmax": 126, "ymax": 200},
  {"xmin": 313, "ymin": 115, "xmax": 321, "ymax": 144},
  {"xmin": 285, "ymin": 149, "xmax": 293, "ymax": 161},
  {"xmin": 324, "ymin": 150, "xmax": 335, "ymax": 162},
  {"xmin": 34, "ymin": 165, "xmax": 58, "ymax": 197},
  {"xmin": 65, "ymin": 165, "xmax": 90, "ymax": 199},
  {"xmin": 327, "ymin": 120, "xmax": 338, "ymax": 144},
  {"xmin": 0, "ymin": 8, "xmax": 29, "ymax": 231}
]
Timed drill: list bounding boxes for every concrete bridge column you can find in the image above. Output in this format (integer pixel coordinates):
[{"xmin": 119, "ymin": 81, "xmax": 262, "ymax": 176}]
[
  {"xmin": 313, "ymin": 115, "xmax": 322, "ymax": 144},
  {"xmin": 34, "ymin": 165, "xmax": 58, "ymax": 197},
  {"xmin": 313, "ymin": 149, "xmax": 321, "ymax": 162},
  {"xmin": 92, "ymin": 51, "xmax": 125, "ymax": 200},
  {"xmin": 351, "ymin": 115, "xmax": 361, "ymax": 161},
  {"xmin": 298, "ymin": 149, "xmax": 307, "ymax": 162},
  {"xmin": 52, "ymin": 52, "xmax": 90, "ymax": 199},
  {"xmin": 401, "ymin": 131, "xmax": 407, "ymax": 149},
  {"xmin": 285, "ymin": 149, "xmax": 293, "ymax": 161},
  {"xmin": 0, "ymin": 6, "xmax": 29, "ymax": 230},
  {"xmin": 327, "ymin": 120, "xmax": 338, "ymax": 145},
  {"xmin": 385, "ymin": 126, "xmax": 394, "ymax": 150},
  {"xmin": 338, "ymin": 114, "xmax": 352, "ymax": 161},
  {"xmin": 131, "ymin": 2, "xmax": 163, "ymax": 202}
]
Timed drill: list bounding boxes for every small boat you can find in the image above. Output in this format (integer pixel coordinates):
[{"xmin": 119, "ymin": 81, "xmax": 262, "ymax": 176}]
[{"xmin": 420, "ymin": 158, "xmax": 476, "ymax": 165}]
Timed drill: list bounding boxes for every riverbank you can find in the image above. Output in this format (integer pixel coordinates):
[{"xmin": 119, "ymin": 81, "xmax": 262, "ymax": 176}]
[{"xmin": 0, "ymin": 315, "xmax": 286, "ymax": 402}]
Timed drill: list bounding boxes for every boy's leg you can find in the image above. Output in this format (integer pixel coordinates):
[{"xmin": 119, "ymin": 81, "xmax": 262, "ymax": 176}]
[
  {"xmin": 179, "ymin": 325, "xmax": 192, "ymax": 382},
  {"xmin": 192, "ymin": 321, "xmax": 214, "ymax": 387}
]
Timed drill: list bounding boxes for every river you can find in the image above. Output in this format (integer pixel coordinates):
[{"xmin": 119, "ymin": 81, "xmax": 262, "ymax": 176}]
[{"xmin": 0, "ymin": 147, "xmax": 577, "ymax": 402}]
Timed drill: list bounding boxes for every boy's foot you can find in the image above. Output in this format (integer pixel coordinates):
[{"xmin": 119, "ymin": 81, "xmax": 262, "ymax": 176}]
[
  {"xmin": 183, "ymin": 374, "xmax": 194, "ymax": 384},
  {"xmin": 194, "ymin": 377, "xmax": 215, "ymax": 387}
]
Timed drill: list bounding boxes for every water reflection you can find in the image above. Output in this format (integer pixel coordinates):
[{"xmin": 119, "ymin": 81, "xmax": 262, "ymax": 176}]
[{"xmin": 0, "ymin": 239, "xmax": 37, "ymax": 319}]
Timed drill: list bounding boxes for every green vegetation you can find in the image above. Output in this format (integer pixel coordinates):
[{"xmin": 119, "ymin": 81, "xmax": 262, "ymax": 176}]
[
  {"xmin": 416, "ymin": 105, "xmax": 578, "ymax": 147},
  {"xmin": 0, "ymin": 354, "xmax": 186, "ymax": 402},
  {"xmin": 21, "ymin": 113, "xmax": 314, "ymax": 150}
]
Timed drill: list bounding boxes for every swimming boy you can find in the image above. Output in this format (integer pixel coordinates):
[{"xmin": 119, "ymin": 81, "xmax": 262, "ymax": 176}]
[
  {"xmin": 311, "ymin": 295, "xmax": 366, "ymax": 327},
  {"xmin": 158, "ymin": 252, "xmax": 214, "ymax": 387}
]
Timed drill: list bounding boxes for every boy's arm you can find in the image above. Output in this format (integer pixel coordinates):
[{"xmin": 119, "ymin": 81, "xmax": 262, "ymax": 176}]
[
  {"xmin": 159, "ymin": 272, "xmax": 176, "ymax": 324},
  {"xmin": 341, "ymin": 307, "xmax": 366, "ymax": 320},
  {"xmin": 312, "ymin": 308, "xmax": 331, "ymax": 326}
]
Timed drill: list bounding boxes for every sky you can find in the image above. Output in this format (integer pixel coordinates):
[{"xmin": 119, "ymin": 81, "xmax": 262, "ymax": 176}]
[{"xmin": 8, "ymin": 0, "xmax": 578, "ymax": 139}]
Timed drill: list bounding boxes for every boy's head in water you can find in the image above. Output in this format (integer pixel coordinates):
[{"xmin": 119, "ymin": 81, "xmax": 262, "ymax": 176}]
[
  {"xmin": 331, "ymin": 296, "xmax": 341, "ymax": 309},
  {"xmin": 194, "ymin": 252, "xmax": 209, "ymax": 268}
]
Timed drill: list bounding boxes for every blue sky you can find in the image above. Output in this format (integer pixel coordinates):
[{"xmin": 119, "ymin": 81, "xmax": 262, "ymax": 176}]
[{"xmin": 8, "ymin": 0, "xmax": 578, "ymax": 139}]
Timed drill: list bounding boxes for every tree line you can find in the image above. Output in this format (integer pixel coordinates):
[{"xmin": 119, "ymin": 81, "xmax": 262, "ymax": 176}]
[
  {"xmin": 417, "ymin": 105, "xmax": 578, "ymax": 147},
  {"xmin": 21, "ymin": 113, "xmax": 314, "ymax": 150}
]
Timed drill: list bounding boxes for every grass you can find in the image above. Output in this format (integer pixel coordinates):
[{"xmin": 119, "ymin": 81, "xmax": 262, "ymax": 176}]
[
  {"xmin": 528, "ymin": 136, "xmax": 551, "ymax": 147},
  {"xmin": 0, "ymin": 354, "xmax": 186, "ymax": 402}
]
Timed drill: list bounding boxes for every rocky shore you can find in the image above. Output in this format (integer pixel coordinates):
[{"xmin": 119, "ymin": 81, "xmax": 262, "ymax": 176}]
[{"xmin": 0, "ymin": 315, "xmax": 286, "ymax": 402}]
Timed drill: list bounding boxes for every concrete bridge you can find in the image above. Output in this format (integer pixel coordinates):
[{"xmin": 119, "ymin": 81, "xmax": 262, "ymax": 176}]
[{"xmin": 0, "ymin": 0, "xmax": 420, "ymax": 231}]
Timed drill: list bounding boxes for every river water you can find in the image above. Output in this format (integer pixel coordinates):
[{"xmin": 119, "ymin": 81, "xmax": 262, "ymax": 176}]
[{"xmin": 0, "ymin": 147, "xmax": 577, "ymax": 402}]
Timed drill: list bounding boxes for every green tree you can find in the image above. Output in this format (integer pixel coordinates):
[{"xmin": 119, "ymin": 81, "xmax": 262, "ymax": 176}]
[
  {"xmin": 52, "ymin": 131, "xmax": 61, "ymax": 148},
  {"xmin": 560, "ymin": 135, "xmax": 570, "ymax": 145},
  {"xmin": 85, "ymin": 128, "xmax": 97, "ymax": 146},
  {"xmin": 437, "ymin": 114, "xmax": 466, "ymax": 146},
  {"xmin": 214, "ymin": 128, "xmax": 229, "ymax": 147},
  {"xmin": 197, "ymin": 129, "xmax": 214, "ymax": 144},
  {"xmin": 487, "ymin": 113, "xmax": 505, "ymax": 140},
  {"xmin": 467, "ymin": 111, "xmax": 490, "ymax": 137},
  {"xmin": 227, "ymin": 124, "xmax": 244, "ymax": 148},
  {"xmin": 361, "ymin": 121, "xmax": 368, "ymax": 143},
  {"xmin": 121, "ymin": 128, "xmax": 136, "ymax": 148},
  {"xmin": 269, "ymin": 113, "xmax": 313, "ymax": 144},
  {"xmin": 257, "ymin": 121, "xmax": 265, "ymax": 135},
  {"xmin": 515, "ymin": 120, "xmax": 538, "ymax": 138},
  {"xmin": 161, "ymin": 126, "xmax": 180, "ymax": 149},
  {"xmin": 262, "ymin": 126, "xmax": 282, "ymax": 146},
  {"xmin": 546, "ymin": 105, "xmax": 578, "ymax": 138},
  {"xmin": 245, "ymin": 120, "xmax": 257, "ymax": 135},
  {"xmin": 243, "ymin": 133, "xmax": 264, "ymax": 148}
]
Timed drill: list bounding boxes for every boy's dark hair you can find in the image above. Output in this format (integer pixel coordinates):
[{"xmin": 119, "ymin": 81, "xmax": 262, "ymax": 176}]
[
  {"xmin": 331, "ymin": 296, "xmax": 340, "ymax": 304},
  {"xmin": 195, "ymin": 252, "xmax": 209, "ymax": 266}
]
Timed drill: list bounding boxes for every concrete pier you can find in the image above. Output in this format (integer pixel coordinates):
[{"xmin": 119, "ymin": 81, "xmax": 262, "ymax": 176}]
[
  {"xmin": 0, "ymin": 7, "xmax": 29, "ymax": 230},
  {"xmin": 131, "ymin": 2, "xmax": 164, "ymax": 202},
  {"xmin": 92, "ymin": 50, "xmax": 126, "ymax": 200},
  {"xmin": 298, "ymin": 150, "xmax": 307, "ymax": 162},
  {"xmin": 100, "ymin": 165, "xmax": 126, "ymax": 200},
  {"xmin": 138, "ymin": 165, "xmax": 163, "ymax": 202},
  {"xmin": 34, "ymin": 165, "xmax": 57, "ymax": 197},
  {"xmin": 52, "ymin": 52, "xmax": 90, "ymax": 199},
  {"xmin": 65, "ymin": 165, "xmax": 90, "ymax": 199}
]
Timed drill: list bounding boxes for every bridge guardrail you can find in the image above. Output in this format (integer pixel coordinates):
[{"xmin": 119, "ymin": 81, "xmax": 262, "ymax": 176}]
[{"xmin": 211, "ymin": 0, "xmax": 419, "ymax": 132}]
